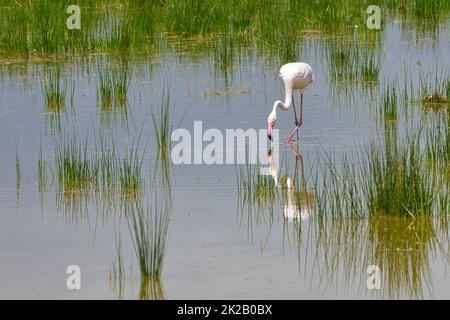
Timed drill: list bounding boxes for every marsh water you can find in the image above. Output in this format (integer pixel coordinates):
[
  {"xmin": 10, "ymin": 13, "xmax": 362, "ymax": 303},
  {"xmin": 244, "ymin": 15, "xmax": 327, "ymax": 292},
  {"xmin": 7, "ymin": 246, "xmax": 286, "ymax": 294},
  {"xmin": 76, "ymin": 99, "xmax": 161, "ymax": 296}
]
[{"xmin": 1, "ymin": 20, "xmax": 449, "ymax": 299}]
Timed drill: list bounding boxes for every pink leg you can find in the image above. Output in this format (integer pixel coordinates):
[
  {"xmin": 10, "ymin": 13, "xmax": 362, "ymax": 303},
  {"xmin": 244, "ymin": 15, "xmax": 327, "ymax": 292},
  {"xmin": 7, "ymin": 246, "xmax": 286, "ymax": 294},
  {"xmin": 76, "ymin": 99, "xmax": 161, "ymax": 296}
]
[
  {"xmin": 292, "ymin": 94, "xmax": 298, "ymax": 125},
  {"xmin": 287, "ymin": 93, "xmax": 303, "ymax": 143},
  {"xmin": 299, "ymin": 93, "xmax": 303, "ymax": 127}
]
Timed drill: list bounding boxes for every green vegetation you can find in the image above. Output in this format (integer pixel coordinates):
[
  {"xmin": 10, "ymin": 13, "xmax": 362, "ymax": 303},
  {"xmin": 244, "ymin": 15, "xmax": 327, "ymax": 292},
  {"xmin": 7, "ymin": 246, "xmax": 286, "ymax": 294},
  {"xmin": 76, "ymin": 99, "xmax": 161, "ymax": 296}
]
[
  {"xmin": 152, "ymin": 90, "xmax": 173, "ymax": 159},
  {"xmin": 55, "ymin": 136, "xmax": 98, "ymax": 192},
  {"xmin": 382, "ymin": 83, "xmax": 398, "ymax": 121},
  {"xmin": 318, "ymin": 132, "xmax": 447, "ymax": 218},
  {"xmin": 54, "ymin": 134, "xmax": 145, "ymax": 197},
  {"xmin": 41, "ymin": 67, "xmax": 66, "ymax": 112},
  {"xmin": 97, "ymin": 61, "xmax": 132, "ymax": 110},
  {"xmin": 1, "ymin": 0, "xmax": 448, "ymax": 59},
  {"xmin": 38, "ymin": 141, "xmax": 47, "ymax": 193}
]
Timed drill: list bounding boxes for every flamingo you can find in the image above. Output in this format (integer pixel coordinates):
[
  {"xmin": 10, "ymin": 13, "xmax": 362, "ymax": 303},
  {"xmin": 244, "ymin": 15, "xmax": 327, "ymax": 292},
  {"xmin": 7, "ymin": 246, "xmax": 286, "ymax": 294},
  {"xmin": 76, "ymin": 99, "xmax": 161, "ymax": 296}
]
[{"xmin": 267, "ymin": 62, "xmax": 314, "ymax": 143}]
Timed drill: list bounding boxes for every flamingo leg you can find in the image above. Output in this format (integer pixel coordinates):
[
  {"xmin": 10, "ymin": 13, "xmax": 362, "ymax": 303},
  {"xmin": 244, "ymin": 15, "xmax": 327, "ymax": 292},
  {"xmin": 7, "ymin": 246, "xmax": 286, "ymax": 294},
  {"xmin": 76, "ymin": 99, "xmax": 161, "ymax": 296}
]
[
  {"xmin": 299, "ymin": 93, "xmax": 303, "ymax": 127},
  {"xmin": 292, "ymin": 94, "xmax": 298, "ymax": 125},
  {"xmin": 287, "ymin": 93, "xmax": 304, "ymax": 144}
]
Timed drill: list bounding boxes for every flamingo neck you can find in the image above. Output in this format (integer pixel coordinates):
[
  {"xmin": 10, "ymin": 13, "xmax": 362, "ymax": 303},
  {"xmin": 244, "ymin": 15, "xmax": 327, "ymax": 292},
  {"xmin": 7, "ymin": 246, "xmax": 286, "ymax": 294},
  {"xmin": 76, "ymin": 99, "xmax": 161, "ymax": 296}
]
[{"xmin": 273, "ymin": 84, "xmax": 293, "ymax": 111}]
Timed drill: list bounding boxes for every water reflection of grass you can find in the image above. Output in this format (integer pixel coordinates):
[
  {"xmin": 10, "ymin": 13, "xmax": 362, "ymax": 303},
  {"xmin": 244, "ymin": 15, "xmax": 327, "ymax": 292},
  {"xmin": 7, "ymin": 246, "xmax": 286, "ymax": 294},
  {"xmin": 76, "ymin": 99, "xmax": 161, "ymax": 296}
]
[
  {"xmin": 236, "ymin": 164, "xmax": 278, "ymax": 244},
  {"xmin": 289, "ymin": 214, "xmax": 449, "ymax": 299},
  {"xmin": 236, "ymin": 164, "xmax": 277, "ymax": 208},
  {"xmin": 15, "ymin": 143, "xmax": 21, "ymax": 192},
  {"xmin": 127, "ymin": 199, "xmax": 170, "ymax": 279}
]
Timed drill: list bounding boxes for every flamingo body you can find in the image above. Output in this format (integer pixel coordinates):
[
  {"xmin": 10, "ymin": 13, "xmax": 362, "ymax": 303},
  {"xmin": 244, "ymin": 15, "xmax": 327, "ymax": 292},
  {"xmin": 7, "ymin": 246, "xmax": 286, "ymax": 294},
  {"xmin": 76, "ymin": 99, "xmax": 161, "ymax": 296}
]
[{"xmin": 279, "ymin": 62, "xmax": 313, "ymax": 92}]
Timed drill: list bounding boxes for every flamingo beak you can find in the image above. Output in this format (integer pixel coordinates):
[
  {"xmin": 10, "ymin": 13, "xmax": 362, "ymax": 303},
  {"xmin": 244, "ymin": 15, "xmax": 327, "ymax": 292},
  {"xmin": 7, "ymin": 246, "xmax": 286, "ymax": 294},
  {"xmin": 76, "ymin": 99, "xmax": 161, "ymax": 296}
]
[{"xmin": 267, "ymin": 123, "xmax": 274, "ymax": 141}]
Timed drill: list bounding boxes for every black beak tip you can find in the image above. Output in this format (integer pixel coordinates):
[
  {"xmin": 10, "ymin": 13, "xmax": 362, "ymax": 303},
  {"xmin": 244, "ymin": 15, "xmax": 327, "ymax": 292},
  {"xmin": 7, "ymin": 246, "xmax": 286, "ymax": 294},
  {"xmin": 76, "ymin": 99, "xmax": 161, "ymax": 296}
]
[{"xmin": 268, "ymin": 134, "xmax": 272, "ymax": 141}]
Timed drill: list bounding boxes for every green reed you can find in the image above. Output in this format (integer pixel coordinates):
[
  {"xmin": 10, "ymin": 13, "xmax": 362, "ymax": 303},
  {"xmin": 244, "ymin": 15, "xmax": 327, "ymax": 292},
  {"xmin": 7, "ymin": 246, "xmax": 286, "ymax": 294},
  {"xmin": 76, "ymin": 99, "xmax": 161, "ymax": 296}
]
[
  {"xmin": 38, "ymin": 141, "xmax": 47, "ymax": 193},
  {"xmin": 55, "ymin": 136, "xmax": 99, "ymax": 192},
  {"xmin": 41, "ymin": 67, "xmax": 66, "ymax": 112},
  {"xmin": 117, "ymin": 141, "xmax": 145, "ymax": 197},
  {"xmin": 1, "ymin": 0, "xmax": 448, "ymax": 58},
  {"xmin": 97, "ymin": 61, "xmax": 132, "ymax": 110},
  {"xmin": 97, "ymin": 68, "xmax": 113, "ymax": 110},
  {"xmin": 151, "ymin": 90, "xmax": 173, "ymax": 158},
  {"xmin": 382, "ymin": 82, "xmax": 398, "ymax": 121},
  {"xmin": 318, "ymin": 133, "xmax": 446, "ymax": 218}
]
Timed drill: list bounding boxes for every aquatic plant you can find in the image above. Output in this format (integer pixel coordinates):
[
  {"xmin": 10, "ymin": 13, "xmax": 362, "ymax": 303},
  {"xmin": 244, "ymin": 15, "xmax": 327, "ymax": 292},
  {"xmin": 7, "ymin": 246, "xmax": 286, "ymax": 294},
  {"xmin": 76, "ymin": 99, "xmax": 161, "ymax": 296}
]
[
  {"xmin": 54, "ymin": 136, "xmax": 99, "ymax": 192},
  {"xmin": 151, "ymin": 90, "xmax": 173, "ymax": 158},
  {"xmin": 41, "ymin": 67, "xmax": 66, "ymax": 112},
  {"xmin": 1, "ymin": 0, "xmax": 448, "ymax": 59},
  {"xmin": 382, "ymin": 83, "xmax": 398, "ymax": 121},
  {"xmin": 38, "ymin": 141, "xmax": 47, "ymax": 193},
  {"xmin": 318, "ymin": 133, "xmax": 446, "ymax": 218}
]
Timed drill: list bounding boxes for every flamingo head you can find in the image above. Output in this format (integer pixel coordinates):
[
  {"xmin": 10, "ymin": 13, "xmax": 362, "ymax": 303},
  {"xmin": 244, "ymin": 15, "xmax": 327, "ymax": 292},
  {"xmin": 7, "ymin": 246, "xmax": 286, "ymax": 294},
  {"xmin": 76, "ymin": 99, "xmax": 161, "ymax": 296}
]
[{"xmin": 267, "ymin": 111, "xmax": 276, "ymax": 141}]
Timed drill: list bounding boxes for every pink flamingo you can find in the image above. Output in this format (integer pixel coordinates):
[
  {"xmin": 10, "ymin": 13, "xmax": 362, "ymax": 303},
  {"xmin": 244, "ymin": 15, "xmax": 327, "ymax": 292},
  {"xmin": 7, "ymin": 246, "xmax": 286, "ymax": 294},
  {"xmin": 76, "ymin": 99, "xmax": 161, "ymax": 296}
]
[{"xmin": 267, "ymin": 62, "xmax": 314, "ymax": 143}]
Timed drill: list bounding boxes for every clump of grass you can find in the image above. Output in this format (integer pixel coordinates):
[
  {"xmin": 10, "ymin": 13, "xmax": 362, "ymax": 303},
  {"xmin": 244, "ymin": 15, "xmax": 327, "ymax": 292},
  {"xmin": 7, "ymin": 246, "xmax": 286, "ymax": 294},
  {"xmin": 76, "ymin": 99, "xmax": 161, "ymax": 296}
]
[
  {"xmin": 38, "ymin": 141, "xmax": 47, "ymax": 193},
  {"xmin": 41, "ymin": 68, "xmax": 66, "ymax": 112},
  {"xmin": 112, "ymin": 62, "xmax": 132, "ymax": 108},
  {"xmin": 328, "ymin": 41, "xmax": 381, "ymax": 85},
  {"xmin": 417, "ymin": 69, "xmax": 450, "ymax": 108},
  {"xmin": 127, "ymin": 199, "xmax": 170, "ymax": 278},
  {"xmin": 382, "ymin": 83, "xmax": 398, "ymax": 121},
  {"xmin": 364, "ymin": 140, "xmax": 436, "ymax": 217},
  {"xmin": 55, "ymin": 136, "xmax": 99, "ymax": 192},
  {"xmin": 319, "ymin": 134, "xmax": 445, "ymax": 218},
  {"xmin": 118, "ymin": 141, "xmax": 145, "ymax": 197},
  {"xmin": 97, "ymin": 68, "xmax": 113, "ymax": 109},
  {"xmin": 151, "ymin": 90, "xmax": 173, "ymax": 158},
  {"xmin": 361, "ymin": 53, "xmax": 380, "ymax": 83},
  {"xmin": 97, "ymin": 62, "xmax": 132, "ymax": 110}
]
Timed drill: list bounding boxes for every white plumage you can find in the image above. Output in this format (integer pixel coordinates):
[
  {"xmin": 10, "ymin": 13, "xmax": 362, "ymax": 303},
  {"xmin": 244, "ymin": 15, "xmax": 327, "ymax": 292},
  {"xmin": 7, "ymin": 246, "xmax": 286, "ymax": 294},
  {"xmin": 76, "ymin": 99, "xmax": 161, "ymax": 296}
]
[
  {"xmin": 279, "ymin": 62, "xmax": 314, "ymax": 92},
  {"xmin": 267, "ymin": 62, "xmax": 314, "ymax": 142}
]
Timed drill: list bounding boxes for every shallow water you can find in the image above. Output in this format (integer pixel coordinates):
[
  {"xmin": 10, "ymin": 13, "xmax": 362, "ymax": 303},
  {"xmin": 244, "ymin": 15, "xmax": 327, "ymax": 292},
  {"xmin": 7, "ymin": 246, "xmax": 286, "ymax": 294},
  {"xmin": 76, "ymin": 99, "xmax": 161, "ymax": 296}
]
[{"xmin": 0, "ymin": 21, "xmax": 449, "ymax": 299}]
